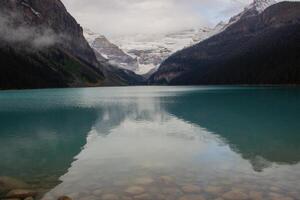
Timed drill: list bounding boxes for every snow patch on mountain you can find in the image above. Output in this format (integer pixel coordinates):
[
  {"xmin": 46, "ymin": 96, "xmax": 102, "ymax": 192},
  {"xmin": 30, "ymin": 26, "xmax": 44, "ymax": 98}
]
[
  {"xmin": 83, "ymin": 28, "xmax": 101, "ymax": 44},
  {"xmin": 21, "ymin": 0, "xmax": 41, "ymax": 17},
  {"xmin": 251, "ymin": 0, "xmax": 277, "ymax": 13}
]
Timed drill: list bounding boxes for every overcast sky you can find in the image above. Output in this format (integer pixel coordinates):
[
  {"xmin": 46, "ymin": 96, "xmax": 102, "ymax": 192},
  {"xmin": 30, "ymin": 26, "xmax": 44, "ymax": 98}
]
[{"xmin": 61, "ymin": 0, "xmax": 253, "ymax": 37}]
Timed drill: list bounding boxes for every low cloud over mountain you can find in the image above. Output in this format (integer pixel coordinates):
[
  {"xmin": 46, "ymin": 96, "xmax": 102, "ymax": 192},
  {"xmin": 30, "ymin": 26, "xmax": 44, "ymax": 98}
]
[{"xmin": 0, "ymin": 12, "xmax": 65, "ymax": 49}]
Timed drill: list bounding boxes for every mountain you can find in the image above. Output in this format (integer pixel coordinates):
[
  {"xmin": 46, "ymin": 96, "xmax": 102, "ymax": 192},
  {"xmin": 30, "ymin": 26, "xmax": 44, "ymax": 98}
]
[
  {"xmin": 149, "ymin": 1, "xmax": 300, "ymax": 85},
  {"xmin": 0, "ymin": 0, "xmax": 106, "ymax": 90},
  {"xmin": 83, "ymin": 29, "xmax": 145, "ymax": 85},
  {"xmin": 84, "ymin": 29, "xmax": 139, "ymax": 72},
  {"xmin": 111, "ymin": 26, "xmax": 224, "ymax": 75}
]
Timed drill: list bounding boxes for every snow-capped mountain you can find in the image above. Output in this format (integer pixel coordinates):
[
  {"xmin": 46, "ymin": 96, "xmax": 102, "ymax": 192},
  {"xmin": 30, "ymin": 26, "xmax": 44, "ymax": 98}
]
[
  {"xmin": 110, "ymin": 25, "xmax": 224, "ymax": 75},
  {"xmin": 84, "ymin": 29, "xmax": 138, "ymax": 71},
  {"xmin": 251, "ymin": 0, "xmax": 277, "ymax": 12},
  {"xmin": 227, "ymin": 0, "xmax": 277, "ymax": 26},
  {"xmin": 84, "ymin": 26, "xmax": 223, "ymax": 75}
]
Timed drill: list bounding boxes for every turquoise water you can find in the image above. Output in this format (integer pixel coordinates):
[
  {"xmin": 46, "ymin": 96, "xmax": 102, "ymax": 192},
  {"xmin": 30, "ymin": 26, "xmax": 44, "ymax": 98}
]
[{"xmin": 0, "ymin": 86, "xmax": 300, "ymax": 200}]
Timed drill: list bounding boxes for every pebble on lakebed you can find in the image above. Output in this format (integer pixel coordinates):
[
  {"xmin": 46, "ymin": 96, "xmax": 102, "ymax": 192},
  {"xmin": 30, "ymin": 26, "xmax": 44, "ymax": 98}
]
[
  {"xmin": 204, "ymin": 186, "xmax": 224, "ymax": 195},
  {"xmin": 6, "ymin": 189, "xmax": 37, "ymax": 199},
  {"xmin": 222, "ymin": 189, "xmax": 248, "ymax": 200},
  {"xmin": 159, "ymin": 176, "xmax": 174, "ymax": 185},
  {"xmin": 134, "ymin": 177, "xmax": 154, "ymax": 185},
  {"xmin": 181, "ymin": 185, "xmax": 202, "ymax": 193},
  {"xmin": 24, "ymin": 197, "xmax": 34, "ymax": 200},
  {"xmin": 125, "ymin": 186, "xmax": 145, "ymax": 195},
  {"xmin": 57, "ymin": 196, "xmax": 72, "ymax": 200},
  {"xmin": 101, "ymin": 193, "xmax": 119, "ymax": 200},
  {"xmin": 249, "ymin": 191, "xmax": 263, "ymax": 200},
  {"xmin": 0, "ymin": 176, "xmax": 30, "ymax": 192},
  {"xmin": 133, "ymin": 193, "xmax": 151, "ymax": 200}
]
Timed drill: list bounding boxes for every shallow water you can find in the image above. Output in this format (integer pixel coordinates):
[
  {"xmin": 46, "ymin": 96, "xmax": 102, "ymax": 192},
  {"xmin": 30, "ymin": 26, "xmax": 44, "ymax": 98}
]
[{"xmin": 0, "ymin": 86, "xmax": 300, "ymax": 200}]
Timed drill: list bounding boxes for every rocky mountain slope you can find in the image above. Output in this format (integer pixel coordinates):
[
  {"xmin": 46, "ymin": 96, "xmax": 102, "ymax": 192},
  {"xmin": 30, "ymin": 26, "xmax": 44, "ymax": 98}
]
[
  {"xmin": 0, "ymin": 0, "xmax": 106, "ymax": 90},
  {"xmin": 83, "ymin": 30, "xmax": 145, "ymax": 85},
  {"xmin": 84, "ymin": 29, "xmax": 139, "ymax": 72},
  {"xmin": 149, "ymin": 1, "xmax": 300, "ymax": 85}
]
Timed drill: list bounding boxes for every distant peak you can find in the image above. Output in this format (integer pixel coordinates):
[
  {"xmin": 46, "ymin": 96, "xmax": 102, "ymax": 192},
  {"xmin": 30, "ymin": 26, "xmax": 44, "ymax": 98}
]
[
  {"xmin": 83, "ymin": 28, "xmax": 106, "ymax": 43},
  {"xmin": 249, "ymin": 0, "xmax": 277, "ymax": 12},
  {"xmin": 228, "ymin": 0, "xmax": 277, "ymax": 25}
]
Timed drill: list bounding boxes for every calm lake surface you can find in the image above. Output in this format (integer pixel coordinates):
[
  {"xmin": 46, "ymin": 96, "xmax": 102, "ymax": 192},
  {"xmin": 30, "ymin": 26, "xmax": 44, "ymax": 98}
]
[{"xmin": 0, "ymin": 86, "xmax": 300, "ymax": 200}]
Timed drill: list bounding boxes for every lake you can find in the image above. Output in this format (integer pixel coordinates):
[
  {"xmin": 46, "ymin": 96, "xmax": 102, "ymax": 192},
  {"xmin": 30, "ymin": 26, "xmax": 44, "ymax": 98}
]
[{"xmin": 0, "ymin": 86, "xmax": 300, "ymax": 200}]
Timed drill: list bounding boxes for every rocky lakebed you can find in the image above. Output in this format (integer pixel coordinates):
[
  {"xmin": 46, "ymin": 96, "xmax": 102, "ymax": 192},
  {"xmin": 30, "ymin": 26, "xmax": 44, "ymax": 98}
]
[{"xmin": 1, "ymin": 175, "xmax": 299, "ymax": 200}]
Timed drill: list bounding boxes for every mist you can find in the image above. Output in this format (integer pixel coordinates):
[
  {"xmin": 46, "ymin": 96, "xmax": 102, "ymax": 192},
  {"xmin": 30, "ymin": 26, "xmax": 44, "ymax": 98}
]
[{"xmin": 0, "ymin": 12, "xmax": 63, "ymax": 49}]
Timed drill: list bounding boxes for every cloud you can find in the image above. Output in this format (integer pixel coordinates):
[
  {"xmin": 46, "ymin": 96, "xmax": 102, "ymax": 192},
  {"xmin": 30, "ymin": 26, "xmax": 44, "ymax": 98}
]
[
  {"xmin": 61, "ymin": 0, "xmax": 252, "ymax": 37},
  {"xmin": 0, "ymin": 12, "xmax": 64, "ymax": 49}
]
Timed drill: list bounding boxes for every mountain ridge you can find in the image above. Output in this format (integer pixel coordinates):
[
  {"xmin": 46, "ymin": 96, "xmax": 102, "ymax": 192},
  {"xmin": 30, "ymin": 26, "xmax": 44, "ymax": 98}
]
[
  {"xmin": 0, "ymin": 0, "xmax": 108, "ymax": 90},
  {"xmin": 149, "ymin": 1, "xmax": 300, "ymax": 85}
]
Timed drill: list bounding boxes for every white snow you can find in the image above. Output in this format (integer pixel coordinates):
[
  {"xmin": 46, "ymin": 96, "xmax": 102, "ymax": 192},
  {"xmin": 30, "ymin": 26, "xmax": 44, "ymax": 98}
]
[
  {"xmin": 250, "ymin": 0, "xmax": 277, "ymax": 13},
  {"xmin": 83, "ymin": 28, "xmax": 104, "ymax": 44},
  {"xmin": 135, "ymin": 63, "xmax": 156, "ymax": 75},
  {"xmin": 109, "ymin": 25, "xmax": 224, "ymax": 75},
  {"xmin": 226, "ymin": 0, "xmax": 277, "ymax": 27}
]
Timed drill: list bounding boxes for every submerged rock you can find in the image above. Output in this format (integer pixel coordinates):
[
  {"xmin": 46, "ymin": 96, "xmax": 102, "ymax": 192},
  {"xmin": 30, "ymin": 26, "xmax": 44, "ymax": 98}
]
[
  {"xmin": 6, "ymin": 189, "xmax": 37, "ymax": 199},
  {"xmin": 204, "ymin": 186, "xmax": 223, "ymax": 195},
  {"xmin": 134, "ymin": 177, "xmax": 154, "ymax": 185},
  {"xmin": 58, "ymin": 196, "xmax": 72, "ymax": 200},
  {"xmin": 152, "ymin": 193, "xmax": 166, "ymax": 200},
  {"xmin": 181, "ymin": 185, "xmax": 201, "ymax": 193},
  {"xmin": 268, "ymin": 192, "xmax": 294, "ymax": 200},
  {"xmin": 271, "ymin": 197, "xmax": 294, "ymax": 200},
  {"xmin": 160, "ymin": 176, "xmax": 174, "ymax": 185},
  {"xmin": 249, "ymin": 191, "xmax": 263, "ymax": 200},
  {"xmin": 0, "ymin": 176, "xmax": 29, "ymax": 193},
  {"xmin": 79, "ymin": 196, "xmax": 98, "ymax": 200},
  {"xmin": 125, "ymin": 186, "xmax": 145, "ymax": 195},
  {"xmin": 101, "ymin": 193, "xmax": 119, "ymax": 200},
  {"xmin": 289, "ymin": 191, "xmax": 300, "ymax": 199},
  {"xmin": 66, "ymin": 192, "xmax": 80, "ymax": 199}
]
